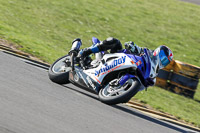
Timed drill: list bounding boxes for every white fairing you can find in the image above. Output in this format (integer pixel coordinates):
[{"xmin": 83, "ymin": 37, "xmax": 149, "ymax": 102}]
[
  {"xmin": 83, "ymin": 53, "xmax": 137, "ymax": 84},
  {"xmin": 148, "ymin": 50, "xmax": 159, "ymax": 84},
  {"xmin": 149, "ymin": 60, "xmax": 157, "ymax": 84}
]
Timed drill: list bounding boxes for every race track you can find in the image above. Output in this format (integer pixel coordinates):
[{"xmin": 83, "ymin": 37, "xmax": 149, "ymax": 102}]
[
  {"xmin": 180, "ymin": 0, "xmax": 200, "ymax": 5},
  {"xmin": 0, "ymin": 51, "xmax": 198, "ymax": 133}
]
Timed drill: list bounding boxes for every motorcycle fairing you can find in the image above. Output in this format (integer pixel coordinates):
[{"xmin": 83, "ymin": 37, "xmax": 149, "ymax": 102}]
[
  {"xmin": 128, "ymin": 48, "xmax": 154, "ymax": 87},
  {"xmin": 69, "ymin": 68, "xmax": 101, "ymax": 93},
  {"xmin": 84, "ymin": 53, "xmax": 137, "ymax": 84}
]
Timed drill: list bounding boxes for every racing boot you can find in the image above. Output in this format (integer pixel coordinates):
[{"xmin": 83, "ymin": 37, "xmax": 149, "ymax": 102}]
[
  {"xmin": 79, "ymin": 48, "xmax": 92, "ymax": 59},
  {"xmin": 79, "ymin": 46, "xmax": 100, "ymax": 69}
]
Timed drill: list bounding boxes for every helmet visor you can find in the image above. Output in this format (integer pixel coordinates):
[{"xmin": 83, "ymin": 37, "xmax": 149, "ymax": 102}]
[{"xmin": 159, "ymin": 50, "xmax": 170, "ymax": 68}]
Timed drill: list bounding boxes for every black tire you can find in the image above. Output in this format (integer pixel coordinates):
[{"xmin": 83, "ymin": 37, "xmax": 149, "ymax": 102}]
[
  {"xmin": 98, "ymin": 78, "xmax": 140, "ymax": 105},
  {"xmin": 48, "ymin": 55, "xmax": 71, "ymax": 84}
]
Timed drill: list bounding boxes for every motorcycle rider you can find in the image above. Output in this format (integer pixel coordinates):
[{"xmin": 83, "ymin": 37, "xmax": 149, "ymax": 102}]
[{"xmin": 73, "ymin": 37, "xmax": 173, "ymax": 85}]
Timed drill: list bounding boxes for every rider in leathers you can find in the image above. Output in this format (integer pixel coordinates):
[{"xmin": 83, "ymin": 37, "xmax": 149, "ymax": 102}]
[{"xmin": 74, "ymin": 37, "xmax": 173, "ymax": 86}]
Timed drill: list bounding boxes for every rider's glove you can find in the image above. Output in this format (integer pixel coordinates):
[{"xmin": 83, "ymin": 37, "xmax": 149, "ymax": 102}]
[
  {"xmin": 124, "ymin": 41, "xmax": 141, "ymax": 55},
  {"xmin": 124, "ymin": 41, "xmax": 136, "ymax": 53}
]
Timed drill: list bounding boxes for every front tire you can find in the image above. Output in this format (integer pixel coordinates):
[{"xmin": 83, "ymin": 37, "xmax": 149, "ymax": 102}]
[
  {"xmin": 48, "ymin": 55, "xmax": 71, "ymax": 84},
  {"xmin": 98, "ymin": 78, "xmax": 140, "ymax": 105}
]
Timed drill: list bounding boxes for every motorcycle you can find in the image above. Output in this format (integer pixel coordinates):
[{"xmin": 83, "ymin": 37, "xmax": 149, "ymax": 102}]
[{"xmin": 48, "ymin": 37, "xmax": 154, "ymax": 105}]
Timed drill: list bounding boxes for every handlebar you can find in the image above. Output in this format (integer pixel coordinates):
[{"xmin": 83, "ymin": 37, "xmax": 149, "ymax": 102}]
[{"xmin": 70, "ymin": 51, "xmax": 86, "ymax": 71}]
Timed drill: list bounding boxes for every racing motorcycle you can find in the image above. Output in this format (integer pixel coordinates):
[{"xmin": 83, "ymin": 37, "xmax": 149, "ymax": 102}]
[{"xmin": 48, "ymin": 37, "xmax": 154, "ymax": 105}]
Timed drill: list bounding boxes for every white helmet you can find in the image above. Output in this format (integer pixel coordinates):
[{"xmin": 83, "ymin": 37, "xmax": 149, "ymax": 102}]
[{"xmin": 153, "ymin": 45, "xmax": 173, "ymax": 69}]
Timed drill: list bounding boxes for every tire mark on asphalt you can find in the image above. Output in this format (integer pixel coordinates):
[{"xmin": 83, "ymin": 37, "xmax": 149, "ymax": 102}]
[{"xmin": 0, "ymin": 126, "xmax": 17, "ymax": 133}]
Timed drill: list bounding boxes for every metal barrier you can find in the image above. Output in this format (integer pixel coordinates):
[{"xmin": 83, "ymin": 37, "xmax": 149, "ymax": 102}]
[{"xmin": 156, "ymin": 60, "xmax": 200, "ymax": 98}]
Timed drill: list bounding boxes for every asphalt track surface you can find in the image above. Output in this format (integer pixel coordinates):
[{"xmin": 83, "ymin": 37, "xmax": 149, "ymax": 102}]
[
  {"xmin": 180, "ymin": 0, "xmax": 200, "ymax": 5},
  {"xmin": 1, "ymin": 50, "xmax": 199, "ymax": 133}
]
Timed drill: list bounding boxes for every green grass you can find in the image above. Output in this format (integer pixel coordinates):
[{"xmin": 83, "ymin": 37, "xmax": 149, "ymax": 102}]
[
  {"xmin": 0, "ymin": 0, "xmax": 199, "ymax": 65},
  {"xmin": 0, "ymin": 0, "xmax": 200, "ymax": 127},
  {"xmin": 195, "ymin": 84, "xmax": 200, "ymax": 101}
]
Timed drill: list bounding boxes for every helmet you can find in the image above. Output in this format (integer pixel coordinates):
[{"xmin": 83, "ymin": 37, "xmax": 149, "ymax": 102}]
[{"xmin": 153, "ymin": 45, "xmax": 173, "ymax": 69}]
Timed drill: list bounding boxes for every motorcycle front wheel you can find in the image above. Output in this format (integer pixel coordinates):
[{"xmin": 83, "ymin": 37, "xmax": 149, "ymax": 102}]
[
  {"xmin": 48, "ymin": 55, "xmax": 71, "ymax": 84},
  {"xmin": 98, "ymin": 78, "xmax": 141, "ymax": 105}
]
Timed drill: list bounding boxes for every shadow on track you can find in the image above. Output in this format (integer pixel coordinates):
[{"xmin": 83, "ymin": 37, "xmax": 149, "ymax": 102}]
[
  {"xmin": 63, "ymin": 84, "xmax": 190, "ymax": 133},
  {"xmin": 63, "ymin": 84, "xmax": 99, "ymax": 101},
  {"xmin": 111, "ymin": 105, "xmax": 190, "ymax": 133}
]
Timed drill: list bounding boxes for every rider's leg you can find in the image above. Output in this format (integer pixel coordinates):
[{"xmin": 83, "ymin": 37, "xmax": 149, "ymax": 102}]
[
  {"xmin": 98, "ymin": 37, "xmax": 122, "ymax": 53},
  {"xmin": 80, "ymin": 37, "xmax": 122, "ymax": 58}
]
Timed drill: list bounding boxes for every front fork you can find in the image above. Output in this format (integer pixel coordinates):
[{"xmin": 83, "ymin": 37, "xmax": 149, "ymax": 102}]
[
  {"xmin": 118, "ymin": 74, "xmax": 145, "ymax": 91},
  {"xmin": 118, "ymin": 74, "xmax": 136, "ymax": 86}
]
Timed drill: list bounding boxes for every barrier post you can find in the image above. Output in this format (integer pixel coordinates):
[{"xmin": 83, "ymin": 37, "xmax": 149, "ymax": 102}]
[{"xmin": 156, "ymin": 60, "xmax": 200, "ymax": 98}]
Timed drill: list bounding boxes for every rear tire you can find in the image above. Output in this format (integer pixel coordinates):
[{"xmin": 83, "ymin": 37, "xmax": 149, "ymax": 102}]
[
  {"xmin": 98, "ymin": 78, "xmax": 140, "ymax": 105},
  {"xmin": 48, "ymin": 55, "xmax": 71, "ymax": 84}
]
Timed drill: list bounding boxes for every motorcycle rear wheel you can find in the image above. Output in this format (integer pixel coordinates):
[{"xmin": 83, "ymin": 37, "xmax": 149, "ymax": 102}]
[
  {"xmin": 98, "ymin": 78, "xmax": 140, "ymax": 105},
  {"xmin": 48, "ymin": 55, "xmax": 71, "ymax": 84}
]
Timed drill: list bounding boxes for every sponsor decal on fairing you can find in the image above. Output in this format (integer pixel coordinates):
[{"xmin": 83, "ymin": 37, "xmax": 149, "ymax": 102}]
[
  {"xmin": 95, "ymin": 56, "xmax": 126, "ymax": 76},
  {"xmin": 86, "ymin": 76, "xmax": 96, "ymax": 90}
]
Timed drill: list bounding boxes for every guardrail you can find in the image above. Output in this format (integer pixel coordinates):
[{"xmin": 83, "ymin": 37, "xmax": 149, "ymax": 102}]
[{"xmin": 156, "ymin": 60, "xmax": 200, "ymax": 98}]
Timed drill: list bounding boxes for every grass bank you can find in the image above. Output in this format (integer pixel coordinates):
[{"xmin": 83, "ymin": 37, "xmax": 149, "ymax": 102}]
[{"xmin": 0, "ymin": 0, "xmax": 199, "ymax": 127}]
